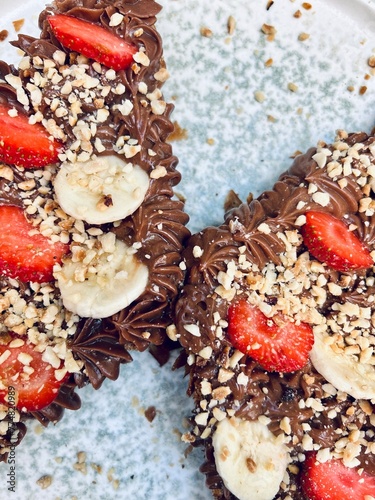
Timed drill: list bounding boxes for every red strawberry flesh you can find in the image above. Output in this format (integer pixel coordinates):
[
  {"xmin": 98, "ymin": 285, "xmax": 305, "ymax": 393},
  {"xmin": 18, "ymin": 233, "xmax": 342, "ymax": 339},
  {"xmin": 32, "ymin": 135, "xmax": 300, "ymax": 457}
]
[
  {"xmin": 0, "ymin": 333, "xmax": 67, "ymax": 412},
  {"xmin": 301, "ymin": 211, "xmax": 373, "ymax": 272},
  {"xmin": 227, "ymin": 299, "xmax": 314, "ymax": 373},
  {"xmin": 0, "ymin": 205, "xmax": 69, "ymax": 283},
  {"xmin": 301, "ymin": 451, "xmax": 375, "ymax": 500},
  {"xmin": 0, "ymin": 104, "xmax": 61, "ymax": 168},
  {"xmin": 48, "ymin": 14, "xmax": 137, "ymax": 71}
]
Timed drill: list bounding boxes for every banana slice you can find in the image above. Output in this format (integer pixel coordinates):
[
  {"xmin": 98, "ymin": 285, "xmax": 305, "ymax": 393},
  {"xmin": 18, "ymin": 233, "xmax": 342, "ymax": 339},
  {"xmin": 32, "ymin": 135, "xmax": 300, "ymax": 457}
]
[
  {"xmin": 54, "ymin": 155, "xmax": 149, "ymax": 224},
  {"xmin": 212, "ymin": 417, "xmax": 289, "ymax": 500},
  {"xmin": 310, "ymin": 330, "xmax": 375, "ymax": 400},
  {"xmin": 54, "ymin": 233, "xmax": 148, "ymax": 318}
]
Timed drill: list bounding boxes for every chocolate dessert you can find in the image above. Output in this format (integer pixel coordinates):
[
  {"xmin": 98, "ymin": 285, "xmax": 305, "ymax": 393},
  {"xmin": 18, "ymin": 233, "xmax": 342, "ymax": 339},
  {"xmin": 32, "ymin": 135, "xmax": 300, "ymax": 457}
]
[
  {"xmin": 0, "ymin": 0, "xmax": 189, "ymax": 459},
  {"xmin": 175, "ymin": 131, "xmax": 375, "ymax": 499}
]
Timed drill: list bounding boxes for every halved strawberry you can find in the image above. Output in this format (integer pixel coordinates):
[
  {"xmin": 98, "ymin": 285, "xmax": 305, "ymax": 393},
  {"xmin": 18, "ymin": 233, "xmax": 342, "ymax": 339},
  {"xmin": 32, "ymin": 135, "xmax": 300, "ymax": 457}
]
[
  {"xmin": 301, "ymin": 211, "xmax": 373, "ymax": 272},
  {"xmin": 0, "ymin": 333, "xmax": 67, "ymax": 412},
  {"xmin": 0, "ymin": 104, "xmax": 61, "ymax": 168},
  {"xmin": 0, "ymin": 205, "xmax": 69, "ymax": 283},
  {"xmin": 227, "ymin": 299, "xmax": 314, "ymax": 373},
  {"xmin": 300, "ymin": 451, "xmax": 375, "ymax": 500},
  {"xmin": 48, "ymin": 14, "xmax": 137, "ymax": 71}
]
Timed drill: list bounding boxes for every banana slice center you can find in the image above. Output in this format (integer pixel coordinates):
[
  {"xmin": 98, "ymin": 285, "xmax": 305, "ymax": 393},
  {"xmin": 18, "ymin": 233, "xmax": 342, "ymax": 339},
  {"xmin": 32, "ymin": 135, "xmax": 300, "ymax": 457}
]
[
  {"xmin": 54, "ymin": 155, "xmax": 149, "ymax": 224},
  {"xmin": 212, "ymin": 417, "xmax": 289, "ymax": 500},
  {"xmin": 310, "ymin": 329, "xmax": 375, "ymax": 400},
  {"xmin": 54, "ymin": 232, "xmax": 148, "ymax": 318}
]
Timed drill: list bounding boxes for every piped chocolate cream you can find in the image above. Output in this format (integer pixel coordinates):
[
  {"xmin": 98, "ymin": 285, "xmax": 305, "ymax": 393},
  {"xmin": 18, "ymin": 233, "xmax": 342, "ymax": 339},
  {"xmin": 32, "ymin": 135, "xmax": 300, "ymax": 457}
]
[
  {"xmin": 0, "ymin": 0, "xmax": 189, "ymax": 459},
  {"xmin": 175, "ymin": 131, "xmax": 375, "ymax": 499}
]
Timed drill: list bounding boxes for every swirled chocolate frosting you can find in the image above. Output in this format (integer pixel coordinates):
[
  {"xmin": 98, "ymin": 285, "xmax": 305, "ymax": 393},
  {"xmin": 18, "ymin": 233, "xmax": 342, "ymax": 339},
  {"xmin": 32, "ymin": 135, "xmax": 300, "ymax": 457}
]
[
  {"xmin": 175, "ymin": 131, "xmax": 375, "ymax": 499},
  {"xmin": 0, "ymin": 0, "xmax": 189, "ymax": 459}
]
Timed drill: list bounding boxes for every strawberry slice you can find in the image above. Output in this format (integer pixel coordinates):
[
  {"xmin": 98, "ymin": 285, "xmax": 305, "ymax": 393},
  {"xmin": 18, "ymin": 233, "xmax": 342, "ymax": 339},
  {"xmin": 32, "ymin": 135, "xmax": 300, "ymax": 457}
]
[
  {"xmin": 300, "ymin": 451, "xmax": 375, "ymax": 500},
  {"xmin": 0, "ymin": 205, "xmax": 69, "ymax": 283},
  {"xmin": 48, "ymin": 14, "xmax": 137, "ymax": 71},
  {"xmin": 0, "ymin": 104, "xmax": 61, "ymax": 168},
  {"xmin": 227, "ymin": 299, "xmax": 314, "ymax": 373},
  {"xmin": 0, "ymin": 333, "xmax": 66, "ymax": 412},
  {"xmin": 301, "ymin": 211, "xmax": 373, "ymax": 272}
]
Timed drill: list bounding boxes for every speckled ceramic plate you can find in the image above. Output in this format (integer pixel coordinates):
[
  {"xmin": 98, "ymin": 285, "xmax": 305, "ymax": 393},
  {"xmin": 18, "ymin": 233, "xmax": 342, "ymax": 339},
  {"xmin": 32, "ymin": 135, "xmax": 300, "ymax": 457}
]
[{"xmin": 0, "ymin": 1, "xmax": 375, "ymax": 499}]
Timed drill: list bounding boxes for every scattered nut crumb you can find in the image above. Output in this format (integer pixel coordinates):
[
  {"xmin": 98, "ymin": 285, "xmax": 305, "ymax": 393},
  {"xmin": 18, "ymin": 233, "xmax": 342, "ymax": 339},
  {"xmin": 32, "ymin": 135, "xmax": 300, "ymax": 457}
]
[
  {"xmin": 267, "ymin": 114, "xmax": 277, "ymax": 122},
  {"xmin": 227, "ymin": 16, "xmax": 236, "ymax": 35},
  {"xmin": 91, "ymin": 463, "xmax": 103, "ymax": 474},
  {"xmin": 168, "ymin": 121, "xmax": 188, "ymax": 141},
  {"xmin": 166, "ymin": 323, "xmax": 178, "ymax": 341},
  {"xmin": 347, "ymin": 85, "xmax": 355, "ymax": 92},
  {"xmin": 107, "ymin": 467, "xmax": 116, "ymax": 482},
  {"xmin": 266, "ymin": 0, "xmax": 274, "ymax": 10},
  {"xmin": 174, "ymin": 191, "xmax": 186, "ymax": 203},
  {"xmin": 131, "ymin": 396, "xmax": 140, "ymax": 408},
  {"xmin": 181, "ymin": 432, "xmax": 196, "ymax": 444},
  {"xmin": 12, "ymin": 19, "xmax": 24, "ymax": 32},
  {"xmin": 261, "ymin": 23, "xmax": 277, "ymax": 41},
  {"xmin": 298, "ymin": 32, "xmax": 310, "ymax": 41},
  {"xmin": 34, "ymin": 424, "xmax": 44, "ymax": 435},
  {"xmin": 154, "ymin": 67, "xmax": 169, "ymax": 82},
  {"xmin": 0, "ymin": 30, "xmax": 8, "ymax": 42},
  {"xmin": 206, "ymin": 138, "xmax": 215, "ymax": 145},
  {"xmin": 368, "ymin": 55, "xmax": 375, "ymax": 68},
  {"xmin": 73, "ymin": 451, "xmax": 87, "ymax": 475},
  {"xmin": 264, "ymin": 58, "xmax": 273, "ymax": 67},
  {"xmin": 107, "ymin": 467, "xmax": 120, "ymax": 490},
  {"xmin": 254, "ymin": 90, "xmax": 266, "ymax": 102},
  {"xmin": 200, "ymin": 26, "xmax": 213, "ymax": 37},
  {"xmin": 294, "ymin": 10, "xmax": 302, "ymax": 18},
  {"xmin": 290, "ymin": 150, "xmax": 303, "ymax": 158},
  {"xmin": 77, "ymin": 451, "xmax": 86, "ymax": 463},
  {"xmin": 302, "ymin": 2, "xmax": 312, "ymax": 9},
  {"xmin": 288, "ymin": 82, "xmax": 298, "ymax": 92},
  {"xmin": 73, "ymin": 461, "xmax": 87, "ymax": 474},
  {"xmin": 359, "ymin": 85, "xmax": 367, "ymax": 95},
  {"xmin": 36, "ymin": 475, "xmax": 53, "ymax": 489},
  {"xmin": 364, "ymin": 73, "xmax": 371, "ymax": 80},
  {"xmin": 0, "ymin": 165, "xmax": 13, "ymax": 181}
]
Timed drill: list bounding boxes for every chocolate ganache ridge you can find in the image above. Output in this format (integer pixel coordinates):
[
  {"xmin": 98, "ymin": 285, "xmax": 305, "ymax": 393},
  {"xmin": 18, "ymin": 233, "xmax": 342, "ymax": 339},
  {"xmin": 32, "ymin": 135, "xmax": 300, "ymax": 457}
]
[
  {"xmin": 0, "ymin": 0, "xmax": 189, "ymax": 459},
  {"xmin": 175, "ymin": 131, "xmax": 375, "ymax": 499}
]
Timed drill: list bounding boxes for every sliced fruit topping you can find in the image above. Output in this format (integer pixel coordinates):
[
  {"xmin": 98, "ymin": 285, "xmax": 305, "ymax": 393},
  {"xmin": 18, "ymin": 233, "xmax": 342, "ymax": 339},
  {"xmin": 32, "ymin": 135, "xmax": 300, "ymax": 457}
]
[
  {"xmin": 53, "ymin": 156, "xmax": 149, "ymax": 224},
  {"xmin": 48, "ymin": 14, "xmax": 137, "ymax": 71},
  {"xmin": 54, "ymin": 233, "xmax": 148, "ymax": 318},
  {"xmin": 301, "ymin": 211, "xmax": 373, "ymax": 272},
  {"xmin": 0, "ymin": 333, "xmax": 67, "ymax": 412},
  {"xmin": 227, "ymin": 299, "xmax": 314, "ymax": 373},
  {"xmin": 0, "ymin": 205, "xmax": 69, "ymax": 283},
  {"xmin": 0, "ymin": 104, "xmax": 61, "ymax": 168},
  {"xmin": 212, "ymin": 417, "xmax": 289, "ymax": 500},
  {"xmin": 310, "ymin": 329, "xmax": 375, "ymax": 400},
  {"xmin": 301, "ymin": 451, "xmax": 375, "ymax": 500}
]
